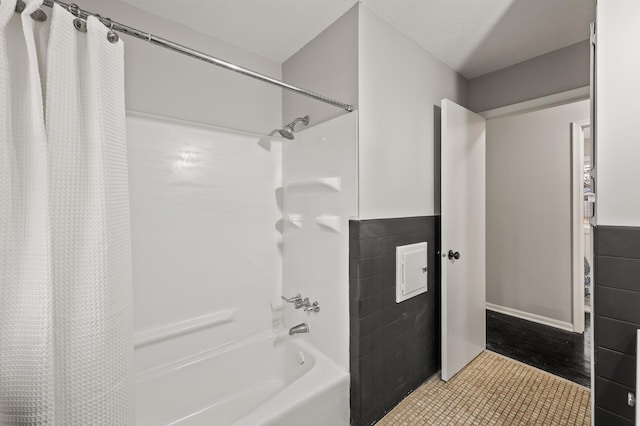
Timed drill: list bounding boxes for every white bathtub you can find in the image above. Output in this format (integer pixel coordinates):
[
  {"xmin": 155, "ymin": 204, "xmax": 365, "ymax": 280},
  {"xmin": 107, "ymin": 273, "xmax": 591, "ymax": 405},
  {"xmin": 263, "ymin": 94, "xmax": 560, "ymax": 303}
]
[{"xmin": 135, "ymin": 331, "xmax": 350, "ymax": 426}]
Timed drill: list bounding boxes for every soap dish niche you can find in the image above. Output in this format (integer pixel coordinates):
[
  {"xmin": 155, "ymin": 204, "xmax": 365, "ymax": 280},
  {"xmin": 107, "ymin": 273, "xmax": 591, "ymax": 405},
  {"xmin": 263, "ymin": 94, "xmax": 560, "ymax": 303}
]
[
  {"xmin": 316, "ymin": 215, "xmax": 341, "ymax": 233},
  {"xmin": 287, "ymin": 214, "xmax": 303, "ymax": 228},
  {"xmin": 285, "ymin": 177, "xmax": 342, "ymax": 192}
]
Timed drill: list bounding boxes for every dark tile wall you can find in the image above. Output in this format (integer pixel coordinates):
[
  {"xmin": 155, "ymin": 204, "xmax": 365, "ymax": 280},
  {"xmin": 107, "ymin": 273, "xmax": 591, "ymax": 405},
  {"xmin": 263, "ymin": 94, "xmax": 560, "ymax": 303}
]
[
  {"xmin": 594, "ymin": 226, "xmax": 640, "ymax": 425},
  {"xmin": 349, "ymin": 216, "xmax": 440, "ymax": 426}
]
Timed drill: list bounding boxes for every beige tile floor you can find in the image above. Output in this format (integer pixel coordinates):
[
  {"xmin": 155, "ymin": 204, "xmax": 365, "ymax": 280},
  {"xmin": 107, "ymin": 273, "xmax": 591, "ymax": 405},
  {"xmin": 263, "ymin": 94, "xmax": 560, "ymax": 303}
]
[{"xmin": 377, "ymin": 351, "xmax": 591, "ymax": 425}]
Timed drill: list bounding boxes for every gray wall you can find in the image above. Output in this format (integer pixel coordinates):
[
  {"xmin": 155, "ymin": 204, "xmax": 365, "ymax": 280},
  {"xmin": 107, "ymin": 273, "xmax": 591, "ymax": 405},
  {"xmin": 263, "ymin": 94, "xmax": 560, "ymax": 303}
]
[
  {"xmin": 595, "ymin": 0, "xmax": 640, "ymax": 226},
  {"xmin": 486, "ymin": 100, "xmax": 589, "ymax": 325},
  {"xmin": 468, "ymin": 41, "xmax": 590, "ymax": 113},
  {"xmin": 357, "ymin": 4, "xmax": 468, "ymax": 219},
  {"xmin": 80, "ymin": 0, "xmax": 282, "ymax": 133},
  {"xmin": 282, "ymin": 5, "xmax": 358, "ymax": 127},
  {"xmin": 594, "ymin": 2, "xmax": 640, "ymax": 424}
]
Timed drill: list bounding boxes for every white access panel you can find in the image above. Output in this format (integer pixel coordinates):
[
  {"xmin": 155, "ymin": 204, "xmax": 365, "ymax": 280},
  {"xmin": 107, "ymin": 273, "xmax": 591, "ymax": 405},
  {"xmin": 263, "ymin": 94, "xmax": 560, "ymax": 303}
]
[
  {"xmin": 396, "ymin": 242, "xmax": 428, "ymax": 303},
  {"xmin": 636, "ymin": 329, "xmax": 639, "ymax": 423}
]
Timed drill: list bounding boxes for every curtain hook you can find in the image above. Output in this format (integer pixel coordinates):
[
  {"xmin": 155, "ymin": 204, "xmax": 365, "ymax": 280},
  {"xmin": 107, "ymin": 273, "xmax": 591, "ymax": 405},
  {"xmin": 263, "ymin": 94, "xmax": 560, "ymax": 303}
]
[
  {"xmin": 73, "ymin": 17, "xmax": 87, "ymax": 33},
  {"xmin": 98, "ymin": 16, "xmax": 119, "ymax": 43},
  {"xmin": 69, "ymin": 3, "xmax": 87, "ymax": 33},
  {"xmin": 15, "ymin": 0, "xmax": 48, "ymax": 22},
  {"xmin": 105, "ymin": 18, "xmax": 119, "ymax": 44},
  {"xmin": 67, "ymin": 3, "xmax": 79, "ymax": 17},
  {"xmin": 31, "ymin": 8, "xmax": 48, "ymax": 22},
  {"xmin": 69, "ymin": 4, "xmax": 87, "ymax": 33},
  {"xmin": 15, "ymin": 0, "xmax": 26, "ymax": 13}
]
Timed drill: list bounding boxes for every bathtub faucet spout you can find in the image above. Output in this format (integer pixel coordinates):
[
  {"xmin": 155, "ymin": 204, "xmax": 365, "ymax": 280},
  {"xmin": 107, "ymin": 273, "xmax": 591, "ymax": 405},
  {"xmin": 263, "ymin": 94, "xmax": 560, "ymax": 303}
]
[{"xmin": 289, "ymin": 323, "xmax": 310, "ymax": 335}]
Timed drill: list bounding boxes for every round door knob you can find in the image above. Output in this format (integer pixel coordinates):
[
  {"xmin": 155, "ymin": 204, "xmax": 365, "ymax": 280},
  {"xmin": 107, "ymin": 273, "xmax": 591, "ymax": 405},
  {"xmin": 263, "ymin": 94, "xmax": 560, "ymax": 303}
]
[{"xmin": 448, "ymin": 250, "xmax": 460, "ymax": 260}]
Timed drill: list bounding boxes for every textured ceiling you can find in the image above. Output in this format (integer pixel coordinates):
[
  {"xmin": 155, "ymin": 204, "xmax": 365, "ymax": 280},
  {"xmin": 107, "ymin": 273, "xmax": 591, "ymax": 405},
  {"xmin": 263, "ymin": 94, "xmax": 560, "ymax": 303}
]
[{"xmin": 119, "ymin": 0, "xmax": 595, "ymax": 79}]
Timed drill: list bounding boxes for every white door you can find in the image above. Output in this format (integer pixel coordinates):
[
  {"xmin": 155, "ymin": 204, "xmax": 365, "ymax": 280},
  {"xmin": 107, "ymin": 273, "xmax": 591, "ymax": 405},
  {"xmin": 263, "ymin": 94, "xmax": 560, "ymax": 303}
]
[{"xmin": 441, "ymin": 99, "xmax": 486, "ymax": 382}]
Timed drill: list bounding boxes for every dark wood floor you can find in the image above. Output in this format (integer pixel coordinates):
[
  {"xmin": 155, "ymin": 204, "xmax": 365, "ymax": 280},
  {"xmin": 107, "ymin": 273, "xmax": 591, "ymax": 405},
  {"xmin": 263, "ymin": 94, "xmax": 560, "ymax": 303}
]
[{"xmin": 486, "ymin": 310, "xmax": 591, "ymax": 388}]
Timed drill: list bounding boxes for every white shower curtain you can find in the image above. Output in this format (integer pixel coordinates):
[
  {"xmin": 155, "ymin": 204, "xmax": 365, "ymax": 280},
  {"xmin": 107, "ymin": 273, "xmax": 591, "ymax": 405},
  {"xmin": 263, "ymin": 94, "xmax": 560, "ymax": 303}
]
[{"xmin": 0, "ymin": 1, "xmax": 134, "ymax": 424}]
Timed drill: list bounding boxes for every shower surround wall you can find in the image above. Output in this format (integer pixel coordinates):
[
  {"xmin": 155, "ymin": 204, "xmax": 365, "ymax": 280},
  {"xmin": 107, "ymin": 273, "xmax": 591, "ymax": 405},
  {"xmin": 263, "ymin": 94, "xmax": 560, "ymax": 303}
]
[
  {"xmin": 128, "ymin": 111, "xmax": 356, "ymax": 425},
  {"xmin": 349, "ymin": 217, "xmax": 440, "ymax": 426},
  {"xmin": 127, "ymin": 113, "xmax": 282, "ymax": 371},
  {"xmin": 282, "ymin": 113, "xmax": 358, "ymax": 371},
  {"xmin": 74, "ymin": 0, "xmax": 284, "ymax": 374}
]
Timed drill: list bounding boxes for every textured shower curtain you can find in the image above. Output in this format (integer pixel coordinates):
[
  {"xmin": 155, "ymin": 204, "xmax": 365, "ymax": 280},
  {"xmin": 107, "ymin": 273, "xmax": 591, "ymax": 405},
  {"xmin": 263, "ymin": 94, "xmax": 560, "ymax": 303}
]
[{"xmin": 0, "ymin": 1, "xmax": 134, "ymax": 424}]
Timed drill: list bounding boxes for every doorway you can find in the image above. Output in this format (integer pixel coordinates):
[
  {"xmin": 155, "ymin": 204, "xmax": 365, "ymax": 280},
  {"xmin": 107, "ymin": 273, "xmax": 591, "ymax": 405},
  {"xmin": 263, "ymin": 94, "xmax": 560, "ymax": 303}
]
[
  {"xmin": 483, "ymin": 95, "xmax": 592, "ymax": 387},
  {"xmin": 572, "ymin": 120, "xmax": 594, "ymax": 331}
]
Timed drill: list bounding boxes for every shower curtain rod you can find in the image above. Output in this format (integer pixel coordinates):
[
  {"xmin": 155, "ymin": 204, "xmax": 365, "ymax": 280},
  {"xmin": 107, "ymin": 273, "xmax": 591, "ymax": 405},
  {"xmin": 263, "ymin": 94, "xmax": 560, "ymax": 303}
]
[{"xmin": 38, "ymin": 0, "xmax": 355, "ymax": 113}]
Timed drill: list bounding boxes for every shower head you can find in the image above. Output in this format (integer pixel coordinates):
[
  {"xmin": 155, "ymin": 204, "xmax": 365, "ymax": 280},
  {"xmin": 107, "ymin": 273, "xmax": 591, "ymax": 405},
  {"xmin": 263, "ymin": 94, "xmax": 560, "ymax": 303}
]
[
  {"xmin": 279, "ymin": 115, "xmax": 309, "ymax": 140},
  {"xmin": 279, "ymin": 126, "xmax": 295, "ymax": 140}
]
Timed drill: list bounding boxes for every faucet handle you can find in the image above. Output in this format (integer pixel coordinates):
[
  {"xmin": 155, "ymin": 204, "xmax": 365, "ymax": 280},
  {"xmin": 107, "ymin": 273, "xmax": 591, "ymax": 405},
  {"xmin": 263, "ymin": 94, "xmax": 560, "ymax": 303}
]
[
  {"xmin": 281, "ymin": 294, "xmax": 302, "ymax": 304},
  {"xmin": 294, "ymin": 297, "xmax": 310, "ymax": 309},
  {"xmin": 304, "ymin": 302, "xmax": 320, "ymax": 314}
]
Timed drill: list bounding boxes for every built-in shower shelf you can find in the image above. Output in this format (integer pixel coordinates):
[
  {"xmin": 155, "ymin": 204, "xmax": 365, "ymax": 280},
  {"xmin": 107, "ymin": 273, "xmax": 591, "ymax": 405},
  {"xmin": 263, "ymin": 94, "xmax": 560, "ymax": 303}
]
[
  {"xmin": 285, "ymin": 177, "xmax": 342, "ymax": 192},
  {"xmin": 134, "ymin": 308, "xmax": 237, "ymax": 349},
  {"xmin": 316, "ymin": 215, "xmax": 342, "ymax": 233},
  {"xmin": 288, "ymin": 214, "xmax": 303, "ymax": 228}
]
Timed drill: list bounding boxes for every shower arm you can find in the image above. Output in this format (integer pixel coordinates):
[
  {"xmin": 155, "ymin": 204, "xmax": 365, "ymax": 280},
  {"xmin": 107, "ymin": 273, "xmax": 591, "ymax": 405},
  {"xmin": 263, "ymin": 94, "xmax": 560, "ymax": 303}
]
[
  {"xmin": 35, "ymin": 0, "xmax": 355, "ymax": 113},
  {"xmin": 286, "ymin": 116, "xmax": 310, "ymax": 129}
]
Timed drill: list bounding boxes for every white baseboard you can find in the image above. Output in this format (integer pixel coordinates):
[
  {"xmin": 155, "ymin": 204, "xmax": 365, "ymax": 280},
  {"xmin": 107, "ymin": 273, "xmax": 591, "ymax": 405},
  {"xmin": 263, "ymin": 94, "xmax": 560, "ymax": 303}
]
[{"xmin": 486, "ymin": 303, "xmax": 574, "ymax": 332}]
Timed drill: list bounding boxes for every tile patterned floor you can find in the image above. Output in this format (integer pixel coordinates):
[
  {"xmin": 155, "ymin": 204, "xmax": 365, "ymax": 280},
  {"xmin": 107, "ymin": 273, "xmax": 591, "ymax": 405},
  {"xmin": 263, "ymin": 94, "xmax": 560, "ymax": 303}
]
[{"xmin": 377, "ymin": 351, "xmax": 591, "ymax": 425}]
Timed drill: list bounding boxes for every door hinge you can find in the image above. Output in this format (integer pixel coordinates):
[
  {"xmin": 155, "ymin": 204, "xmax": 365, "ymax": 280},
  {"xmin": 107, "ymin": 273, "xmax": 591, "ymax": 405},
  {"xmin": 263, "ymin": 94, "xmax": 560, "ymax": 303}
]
[{"xmin": 590, "ymin": 22, "xmax": 597, "ymax": 45}]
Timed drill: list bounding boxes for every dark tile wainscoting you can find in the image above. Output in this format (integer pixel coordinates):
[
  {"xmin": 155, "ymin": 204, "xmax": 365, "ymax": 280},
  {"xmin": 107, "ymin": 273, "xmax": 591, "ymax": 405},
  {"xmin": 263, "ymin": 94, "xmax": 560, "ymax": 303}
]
[
  {"xmin": 349, "ymin": 216, "xmax": 440, "ymax": 426},
  {"xmin": 594, "ymin": 225, "xmax": 640, "ymax": 426}
]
